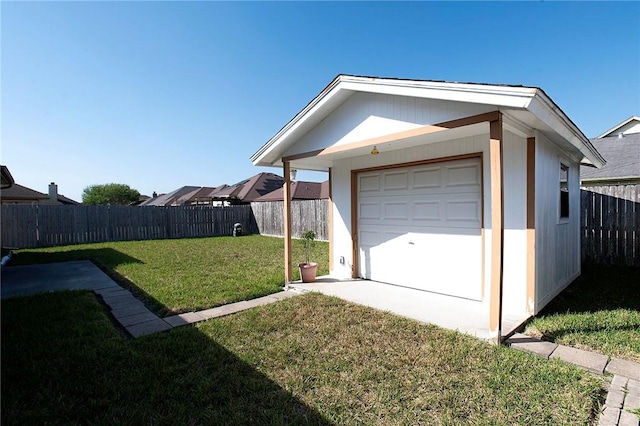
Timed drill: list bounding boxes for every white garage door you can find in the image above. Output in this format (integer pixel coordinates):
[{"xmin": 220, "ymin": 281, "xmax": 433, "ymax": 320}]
[{"xmin": 358, "ymin": 157, "xmax": 483, "ymax": 300}]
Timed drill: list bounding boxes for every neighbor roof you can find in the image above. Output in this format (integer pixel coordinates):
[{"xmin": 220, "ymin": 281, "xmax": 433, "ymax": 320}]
[
  {"xmin": 211, "ymin": 172, "xmax": 284, "ymax": 203},
  {"xmin": 56, "ymin": 194, "xmax": 80, "ymax": 205},
  {"xmin": 139, "ymin": 173, "xmax": 285, "ymax": 206},
  {"xmin": 581, "ymin": 133, "xmax": 640, "ymax": 183},
  {"xmin": 0, "ymin": 183, "xmax": 48, "ymax": 202},
  {"xmin": 251, "ymin": 74, "xmax": 604, "ymax": 169},
  {"xmin": 175, "ymin": 186, "xmax": 220, "ymax": 204},
  {"xmin": 139, "ymin": 186, "xmax": 200, "ymax": 206},
  {"xmin": 596, "ymin": 116, "xmax": 640, "ymax": 139},
  {"xmin": 253, "ymin": 180, "xmax": 329, "ymax": 202}
]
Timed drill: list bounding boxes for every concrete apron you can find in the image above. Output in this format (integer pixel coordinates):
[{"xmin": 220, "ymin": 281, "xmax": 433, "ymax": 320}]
[{"xmin": 289, "ymin": 276, "xmax": 530, "ymax": 341}]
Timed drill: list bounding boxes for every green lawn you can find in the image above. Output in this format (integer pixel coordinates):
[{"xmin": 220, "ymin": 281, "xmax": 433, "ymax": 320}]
[
  {"xmin": 525, "ymin": 265, "xmax": 640, "ymax": 363},
  {"xmin": 12, "ymin": 235, "xmax": 329, "ymax": 316},
  {"xmin": 1, "ymin": 291, "xmax": 604, "ymax": 425}
]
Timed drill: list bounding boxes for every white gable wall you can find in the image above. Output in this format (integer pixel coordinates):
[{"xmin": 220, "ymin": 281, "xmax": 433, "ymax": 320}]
[
  {"xmin": 534, "ymin": 131, "xmax": 581, "ymax": 313},
  {"xmin": 282, "ymin": 92, "xmax": 497, "ymax": 158}
]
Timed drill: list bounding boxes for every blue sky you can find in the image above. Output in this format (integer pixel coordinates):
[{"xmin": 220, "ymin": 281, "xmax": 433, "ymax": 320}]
[{"xmin": 2, "ymin": 2, "xmax": 639, "ymax": 202}]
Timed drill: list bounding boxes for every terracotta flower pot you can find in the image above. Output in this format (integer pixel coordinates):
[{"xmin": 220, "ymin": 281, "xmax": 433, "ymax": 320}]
[{"xmin": 298, "ymin": 262, "xmax": 318, "ymax": 283}]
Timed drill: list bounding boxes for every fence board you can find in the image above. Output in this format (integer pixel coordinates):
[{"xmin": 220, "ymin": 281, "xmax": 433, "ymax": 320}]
[
  {"xmin": 251, "ymin": 200, "xmax": 328, "ymax": 241},
  {"xmin": 1, "ymin": 204, "xmax": 260, "ymax": 248},
  {"xmin": 580, "ymin": 185, "xmax": 640, "ymax": 267}
]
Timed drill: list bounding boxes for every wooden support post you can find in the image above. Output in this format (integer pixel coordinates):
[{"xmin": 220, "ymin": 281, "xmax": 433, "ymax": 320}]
[
  {"xmin": 489, "ymin": 116, "xmax": 505, "ymax": 345},
  {"xmin": 283, "ymin": 161, "xmax": 293, "ymax": 287}
]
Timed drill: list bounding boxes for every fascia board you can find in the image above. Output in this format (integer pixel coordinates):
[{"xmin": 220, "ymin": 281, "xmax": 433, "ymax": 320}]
[
  {"xmin": 581, "ymin": 176, "xmax": 640, "ymax": 183},
  {"xmin": 251, "ymin": 78, "xmax": 346, "ymax": 166},
  {"xmin": 528, "ymin": 94, "xmax": 605, "ymax": 168},
  {"xmin": 339, "ymin": 78, "xmax": 535, "ymax": 108}
]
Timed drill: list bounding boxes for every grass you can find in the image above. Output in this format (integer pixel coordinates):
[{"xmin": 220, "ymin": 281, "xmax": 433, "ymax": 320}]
[
  {"xmin": 2, "ymin": 291, "xmax": 604, "ymax": 425},
  {"xmin": 12, "ymin": 235, "xmax": 328, "ymax": 316},
  {"xmin": 525, "ymin": 265, "xmax": 640, "ymax": 363}
]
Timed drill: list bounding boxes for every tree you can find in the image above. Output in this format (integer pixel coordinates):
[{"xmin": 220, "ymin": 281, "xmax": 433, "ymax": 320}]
[{"xmin": 82, "ymin": 183, "xmax": 140, "ymax": 205}]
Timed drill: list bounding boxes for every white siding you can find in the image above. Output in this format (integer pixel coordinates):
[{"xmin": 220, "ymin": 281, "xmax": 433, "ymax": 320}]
[
  {"xmin": 534, "ymin": 131, "xmax": 581, "ymax": 313},
  {"xmin": 501, "ymin": 131, "xmax": 529, "ymax": 317},
  {"xmin": 283, "ymin": 92, "xmax": 496, "ymax": 158}
]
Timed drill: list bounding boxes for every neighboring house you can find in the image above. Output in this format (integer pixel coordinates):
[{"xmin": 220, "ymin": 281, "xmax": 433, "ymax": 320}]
[
  {"xmin": 134, "ymin": 194, "xmax": 151, "ymax": 206},
  {"xmin": 1, "ymin": 165, "xmax": 14, "ymax": 189},
  {"xmin": 1, "ymin": 181, "xmax": 79, "ymax": 205},
  {"xmin": 139, "ymin": 173, "xmax": 284, "ymax": 207},
  {"xmin": 210, "ymin": 172, "xmax": 284, "ymax": 205},
  {"xmin": 581, "ymin": 116, "xmax": 640, "ymax": 187},
  {"xmin": 251, "ymin": 74, "xmax": 604, "ymax": 343},
  {"xmin": 138, "ymin": 186, "xmax": 201, "ymax": 206},
  {"xmin": 176, "ymin": 186, "xmax": 222, "ymax": 206},
  {"xmin": 252, "ymin": 180, "xmax": 329, "ymax": 202}
]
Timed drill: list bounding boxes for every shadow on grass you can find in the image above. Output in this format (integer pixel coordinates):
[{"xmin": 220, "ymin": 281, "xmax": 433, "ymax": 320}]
[
  {"xmin": 529, "ymin": 265, "xmax": 640, "ymax": 353},
  {"xmin": 538, "ymin": 264, "xmax": 640, "ymax": 315},
  {"xmin": 9, "ymin": 248, "xmax": 173, "ymax": 316},
  {"xmin": 1, "ymin": 291, "xmax": 333, "ymax": 425},
  {"xmin": 11, "ymin": 247, "xmax": 144, "ymax": 268}
]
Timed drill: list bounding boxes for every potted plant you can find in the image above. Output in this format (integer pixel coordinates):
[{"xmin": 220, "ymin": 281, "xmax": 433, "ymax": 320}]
[{"xmin": 298, "ymin": 230, "xmax": 318, "ymax": 283}]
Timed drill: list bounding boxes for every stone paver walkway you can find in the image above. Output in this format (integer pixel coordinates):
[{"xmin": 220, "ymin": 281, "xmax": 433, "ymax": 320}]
[
  {"xmin": 506, "ymin": 333, "xmax": 640, "ymax": 426},
  {"xmin": 1, "ymin": 260, "xmax": 299, "ymax": 338},
  {"xmin": 99, "ymin": 285, "xmax": 297, "ymax": 338}
]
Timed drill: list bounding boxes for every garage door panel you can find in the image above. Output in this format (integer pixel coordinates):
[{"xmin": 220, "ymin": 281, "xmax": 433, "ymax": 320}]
[
  {"xmin": 412, "ymin": 201, "xmax": 441, "ymax": 221},
  {"xmin": 359, "ymin": 203, "xmax": 380, "ymax": 220},
  {"xmin": 359, "ymin": 231, "xmax": 407, "ymax": 281},
  {"xmin": 444, "ymin": 199, "xmax": 482, "ymax": 226},
  {"xmin": 358, "ymin": 157, "xmax": 483, "ymax": 300},
  {"xmin": 359, "ymin": 174, "xmax": 381, "ymax": 192},
  {"xmin": 444, "ymin": 163, "xmax": 481, "ymax": 188},
  {"xmin": 383, "ymin": 171, "xmax": 409, "ymax": 190},
  {"xmin": 409, "ymin": 232, "xmax": 482, "ymax": 299},
  {"xmin": 412, "ymin": 167, "xmax": 442, "ymax": 189},
  {"xmin": 383, "ymin": 202, "xmax": 410, "ymax": 220}
]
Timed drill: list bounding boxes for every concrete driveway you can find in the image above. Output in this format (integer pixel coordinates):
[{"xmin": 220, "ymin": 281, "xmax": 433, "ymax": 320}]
[{"xmin": 290, "ymin": 277, "xmax": 529, "ymax": 340}]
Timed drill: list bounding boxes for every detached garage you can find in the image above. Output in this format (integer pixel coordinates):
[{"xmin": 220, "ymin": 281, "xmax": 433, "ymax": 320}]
[{"xmin": 251, "ymin": 75, "xmax": 604, "ymax": 343}]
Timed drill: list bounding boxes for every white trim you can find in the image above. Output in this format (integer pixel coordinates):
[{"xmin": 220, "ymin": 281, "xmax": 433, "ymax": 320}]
[
  {"xmin": 503, "ymin": 114, "xmax": 533, "ymax": 139},
  {"xmin": 526, "ymin": 94, "xmax": 605, "ymax": 168},
  {"xmin": 596, "ymin": 116, "xmax": 640, "ymax": 139},
  {"xmin": 338, "ymin": 77, "xmax": 536, "ymax": 108}
]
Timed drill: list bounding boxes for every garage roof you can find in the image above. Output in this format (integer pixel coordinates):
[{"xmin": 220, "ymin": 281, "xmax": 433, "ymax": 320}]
[{"xmin": 251, "ymin": 75, "xmax": 604, "ymax": 170}]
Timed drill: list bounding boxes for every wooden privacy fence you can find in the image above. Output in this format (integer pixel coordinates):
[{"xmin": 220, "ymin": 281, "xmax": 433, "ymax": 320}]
[
  {"xmin": 250, "ymin": 199, "xmax": 329, "ymax": 241},
  {"xmin": 1, "ymin": 204, "xmax": 259, "ymax": 248},
  {"xmin": 1, "ymin": 200, "xmax": 329, "ymax": 248},
  {"xmin": 581, "ymin": 185, "xmax": 640, "ymax": 267}
]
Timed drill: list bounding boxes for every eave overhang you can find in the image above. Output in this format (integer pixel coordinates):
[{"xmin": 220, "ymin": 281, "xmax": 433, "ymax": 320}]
[{"xmin": 251, "ymin": 75, "xmax": 605, "ymax": 170}]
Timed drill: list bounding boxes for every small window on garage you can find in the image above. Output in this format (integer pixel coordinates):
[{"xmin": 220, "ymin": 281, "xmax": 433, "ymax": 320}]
[{"xmin": 559, "ymin": 163, "xmax": 569, "ymax": 219}]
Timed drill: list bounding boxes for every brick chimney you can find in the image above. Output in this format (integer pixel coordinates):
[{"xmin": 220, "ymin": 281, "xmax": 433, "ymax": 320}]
[{"xmin": 48, "ymin": 182, "xmax": 58, "ymax": 202}]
